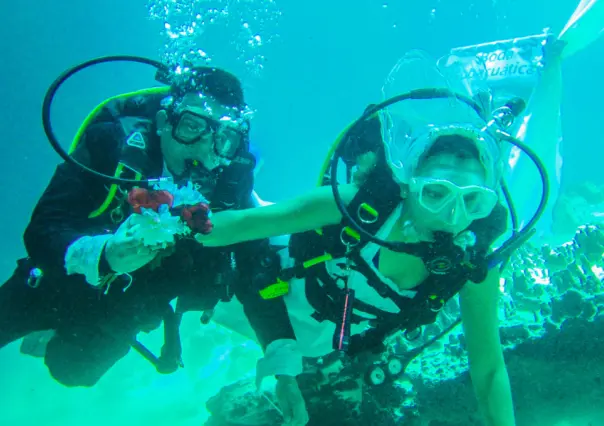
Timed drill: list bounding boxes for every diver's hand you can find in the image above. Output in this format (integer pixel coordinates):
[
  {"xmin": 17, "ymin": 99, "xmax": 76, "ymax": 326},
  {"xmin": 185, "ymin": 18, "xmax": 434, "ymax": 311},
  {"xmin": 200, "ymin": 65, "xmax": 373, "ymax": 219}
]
[
  {"xmin": 275, "ymin": 375, "xmax": 309, "ymax": 426},
  {"xmin": 105, "ymin": 217, "xmax": 161, "ymax": 274}
]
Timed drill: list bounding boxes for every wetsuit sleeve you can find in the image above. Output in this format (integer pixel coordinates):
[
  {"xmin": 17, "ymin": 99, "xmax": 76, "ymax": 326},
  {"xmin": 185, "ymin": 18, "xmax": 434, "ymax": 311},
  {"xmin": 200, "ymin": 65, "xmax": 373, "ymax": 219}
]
[
  {"xmin": 23, "ymin": 123, "xmax": 120, "ymax": 276},
  {"xmin": 232, "ymin": 238, "xmax": 303, "ymax": 384},
  {"xmin": 230, "ymin": 166, "xmax": 297, "ymax": 348},
  {"xmin": 232, "ymin": 238, "xmax": 297, "ymax": 349}
]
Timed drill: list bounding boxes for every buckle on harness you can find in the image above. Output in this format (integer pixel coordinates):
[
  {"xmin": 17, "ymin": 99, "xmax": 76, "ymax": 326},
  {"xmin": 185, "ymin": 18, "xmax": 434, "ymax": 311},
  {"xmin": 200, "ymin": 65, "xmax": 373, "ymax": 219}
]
[
  {"xmin": 259, "ymin": 253, "xmax": 336, "ymax": 300},
  {"xmin": 357, "ymin": 203, "xmax": 379, "ymax": 224},
  {"xmin": 404, "ymin": 327, "xmax": 422, "ymax": 341},
  {"xmin": 259, "ymin": 279, "xmax": 290, "ymax": 299},
  {"xmin": 428, "ymin": 294, "xmax": 445, "ymax": 312},
  {"xmin": 340, "ymin": 227, "xmax": 361, "ymax": 247}
]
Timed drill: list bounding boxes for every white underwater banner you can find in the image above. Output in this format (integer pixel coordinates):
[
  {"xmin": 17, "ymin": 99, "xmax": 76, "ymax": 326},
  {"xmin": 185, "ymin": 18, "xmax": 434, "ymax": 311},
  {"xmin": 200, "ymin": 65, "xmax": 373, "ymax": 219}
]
[
  {"xmin": 509, "ymin": 0, "xmax": 604, "ymax": 241},
  {"xmin": 441, "ymin": 0, "xmax": 604, "ymax": 243}
]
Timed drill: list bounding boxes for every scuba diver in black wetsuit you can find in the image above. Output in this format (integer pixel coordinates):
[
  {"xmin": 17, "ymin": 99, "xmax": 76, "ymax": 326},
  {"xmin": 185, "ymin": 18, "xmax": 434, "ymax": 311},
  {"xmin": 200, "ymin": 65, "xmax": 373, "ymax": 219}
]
[{"xmin": 0, "ymin": 62, "xmax": 300, "ymax": 392}]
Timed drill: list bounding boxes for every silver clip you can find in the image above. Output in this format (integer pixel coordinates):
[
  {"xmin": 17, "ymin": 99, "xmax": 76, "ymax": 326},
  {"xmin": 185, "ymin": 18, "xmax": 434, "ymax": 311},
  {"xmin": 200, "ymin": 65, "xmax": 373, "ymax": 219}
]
[
  {"xmin": 357, "ymin": 204, "xmax": 378, "ymax": 225},
  {"xmin": 26, "ymin": 268, "xmax": 44, "ymax": 289},
  {"xmin": 339, "ymin": 228, "xmax": 360, "ymax": 249}
]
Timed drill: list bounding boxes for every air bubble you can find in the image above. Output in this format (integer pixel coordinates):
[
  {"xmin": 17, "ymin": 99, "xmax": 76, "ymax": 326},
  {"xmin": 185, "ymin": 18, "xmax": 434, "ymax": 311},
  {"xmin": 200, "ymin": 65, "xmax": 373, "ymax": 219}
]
[{"xmin": 147, "ymin": 0, "xmax": 282, "ymax": 77}]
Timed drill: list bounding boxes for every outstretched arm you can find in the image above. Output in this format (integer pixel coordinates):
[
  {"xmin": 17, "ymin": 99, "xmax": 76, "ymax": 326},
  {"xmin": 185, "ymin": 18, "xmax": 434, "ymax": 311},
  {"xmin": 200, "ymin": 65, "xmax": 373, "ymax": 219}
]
[
  {"xmin": 460, "ymin": 268, "xmax": 515, "ymax": 426},
  {"xmin": 198, "ymin": 184, "xmax": 360, "ymax": 247}
]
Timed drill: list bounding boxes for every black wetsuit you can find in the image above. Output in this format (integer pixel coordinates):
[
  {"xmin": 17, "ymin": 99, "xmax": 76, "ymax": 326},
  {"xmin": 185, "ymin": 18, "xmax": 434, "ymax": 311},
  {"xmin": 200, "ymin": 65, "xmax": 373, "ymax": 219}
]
[{"xmin": 0, "ymin": 97, "xmax": 295, "ymax": 387}]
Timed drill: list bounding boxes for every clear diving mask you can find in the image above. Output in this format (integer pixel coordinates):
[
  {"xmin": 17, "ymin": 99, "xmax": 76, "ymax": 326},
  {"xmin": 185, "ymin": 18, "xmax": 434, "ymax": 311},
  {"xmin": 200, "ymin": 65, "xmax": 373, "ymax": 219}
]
[{"xmin": 409, "ymin": 177, "xmax": 499, "ymax": 225}]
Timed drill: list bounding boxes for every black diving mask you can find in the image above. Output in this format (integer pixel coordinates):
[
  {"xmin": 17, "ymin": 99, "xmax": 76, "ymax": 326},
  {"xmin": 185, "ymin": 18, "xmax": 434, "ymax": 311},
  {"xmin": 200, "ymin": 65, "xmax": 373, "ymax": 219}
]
[{"xmin": 171, "ymin": 109, "xmax": 249, "ymax": 160}]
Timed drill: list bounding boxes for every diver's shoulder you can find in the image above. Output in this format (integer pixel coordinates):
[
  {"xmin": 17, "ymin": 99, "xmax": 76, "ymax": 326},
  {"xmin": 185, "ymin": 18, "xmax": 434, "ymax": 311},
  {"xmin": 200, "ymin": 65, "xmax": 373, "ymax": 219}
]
[
  {"xmin": 81, "ymin": 121, "xmax": 123, "ymax": 152},
  {"xmin": 95, "ymin": 91, "xmax": 165, "ymax": 120}
]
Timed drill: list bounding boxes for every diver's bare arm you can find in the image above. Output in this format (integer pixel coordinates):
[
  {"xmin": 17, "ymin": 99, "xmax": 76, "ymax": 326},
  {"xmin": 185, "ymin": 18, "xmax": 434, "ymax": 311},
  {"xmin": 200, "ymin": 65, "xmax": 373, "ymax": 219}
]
[
  {"xmin": 199, "ymin": 184, "xmax": 359, "ymax": 247},
  {"xmin": 460, "ymin": 269, "xmax": 516, "ymax": 426}
]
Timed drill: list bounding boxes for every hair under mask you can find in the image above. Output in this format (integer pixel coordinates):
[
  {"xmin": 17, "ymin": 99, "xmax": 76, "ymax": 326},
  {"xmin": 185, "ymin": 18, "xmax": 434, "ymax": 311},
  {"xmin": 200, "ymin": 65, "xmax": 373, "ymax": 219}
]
[{"xmin": 170, "ymin": 66, "xmax": 246, "ymax": 109}]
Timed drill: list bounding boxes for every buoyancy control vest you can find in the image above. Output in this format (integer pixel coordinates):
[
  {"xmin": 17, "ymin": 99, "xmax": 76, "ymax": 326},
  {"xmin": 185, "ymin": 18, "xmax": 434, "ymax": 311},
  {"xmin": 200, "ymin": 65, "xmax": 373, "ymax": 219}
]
[
  {"xmin": 266, "ymin": 167, "xmax": 508, "ymax": 356},
  {"xmin": 71, "ymin": 90, "xmax": 257, "ymax": 222}
]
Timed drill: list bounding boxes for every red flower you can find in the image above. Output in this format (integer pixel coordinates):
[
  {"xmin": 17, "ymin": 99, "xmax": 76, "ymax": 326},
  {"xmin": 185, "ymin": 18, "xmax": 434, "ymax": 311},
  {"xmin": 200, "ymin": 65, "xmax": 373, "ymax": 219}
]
[
  {"xmin": 127, "ymin": 188, "xmax": 213, "ymax": 235},
  {"xmin": 180, "ymin": 203, "xmax": 213, "ymax": 235},
  {"xmin": 128, "ymin": 188, "xmax": 174, "ymax": 214}
]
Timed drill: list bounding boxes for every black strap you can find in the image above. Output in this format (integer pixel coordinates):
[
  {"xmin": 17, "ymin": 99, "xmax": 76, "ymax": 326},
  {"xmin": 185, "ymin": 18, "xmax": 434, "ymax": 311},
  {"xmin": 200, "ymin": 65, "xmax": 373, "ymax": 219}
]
[
  {"xmin": 346, "ymin": 266, "xmax": 469, "ymax": 356},
  {"xmin": 322, "ymin": 169, "xmax": 402, "ymax": 257},
  {"xmin": 305, "ymin": 273, "xmax": 362, "ymax": 324},
  {"xmin": 346, "ymin": 252, "xmax": 414, "ymax": 311},
  {"xmin": 304, "ymin": 265, "xmax": 392, "ymax": 325}
]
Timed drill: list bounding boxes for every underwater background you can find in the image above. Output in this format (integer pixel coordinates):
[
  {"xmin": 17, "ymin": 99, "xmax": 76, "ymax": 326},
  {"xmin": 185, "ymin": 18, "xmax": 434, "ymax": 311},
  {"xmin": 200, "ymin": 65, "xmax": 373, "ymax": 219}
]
[{"xmin": 0, "ymin": 0, "xmax": 603, "ymax": 425}]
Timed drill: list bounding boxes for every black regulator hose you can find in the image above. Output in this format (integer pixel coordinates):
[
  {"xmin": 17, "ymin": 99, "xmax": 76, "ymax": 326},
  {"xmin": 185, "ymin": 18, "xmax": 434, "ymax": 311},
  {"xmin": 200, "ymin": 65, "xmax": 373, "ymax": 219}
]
[
  {"xmin": 42, "ymin": 55, "xmax": 170, "ymax": 185},
  {"xmin": 501, "ymin": 182, "xmax": 519, "ymax": 235},
  {"xmin": 487, "ymin": 131, "xmax": 550, "ymax": 266},
  {"xmin": 329, "ymin": 88, "xmax": 550, "ymax": 261}
]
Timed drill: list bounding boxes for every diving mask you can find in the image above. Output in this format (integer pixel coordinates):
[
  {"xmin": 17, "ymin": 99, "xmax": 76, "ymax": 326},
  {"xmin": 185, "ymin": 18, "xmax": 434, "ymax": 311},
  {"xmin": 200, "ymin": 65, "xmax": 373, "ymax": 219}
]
[
  {"xmin": 171, "ymin": 108, "xmax": 249, "ymax": 160},
  {"xmin": 409, "ymin": 177, "xmax": 499, "ymax": 225}
]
